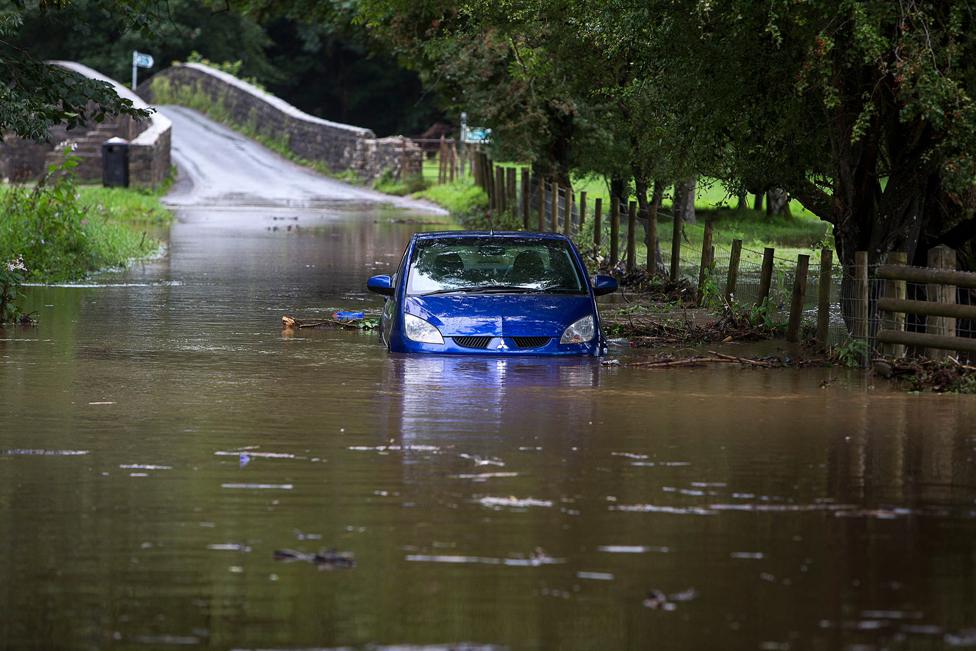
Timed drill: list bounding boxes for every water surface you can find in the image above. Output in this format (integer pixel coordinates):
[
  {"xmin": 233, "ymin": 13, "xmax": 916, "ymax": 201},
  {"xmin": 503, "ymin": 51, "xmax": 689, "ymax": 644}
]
[{"xmin": 3, "ymin": 205, "xmax": 976, "ymax": 650}]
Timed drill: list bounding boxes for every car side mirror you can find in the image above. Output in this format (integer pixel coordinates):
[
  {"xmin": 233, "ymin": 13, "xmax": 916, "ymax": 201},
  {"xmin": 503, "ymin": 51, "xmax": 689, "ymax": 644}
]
[
  {"xmin": 592, "ymin": 275, "xmax": 618, "ymax": 296},
  {"xmin": 367, "ymin": 275, "xmax": 395, "ymax": 296}
]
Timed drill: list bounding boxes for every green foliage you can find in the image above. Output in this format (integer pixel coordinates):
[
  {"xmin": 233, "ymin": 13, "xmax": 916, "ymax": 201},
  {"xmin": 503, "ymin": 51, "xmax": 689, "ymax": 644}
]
[
  {"xmin": 373, "ymin": 169, "xmax": 428, "ymax": 196},
  {"xmin": 746, "ymin": 299, "xmax": 787, "ymax": 332},
  {"xmin": 0, "ymin": 153, "xmax": 164, "ymax": 283},
  {"xmin": 414, "ymin": 182, "xmax": 487, "ymax": 215},
  {"xmin": 697, "ymin": 269, "xmax": 721, "ymax": 308},
  {"xmin": 0, "ymin": 1, "xmax": 152, "ymax": 140},
  {"xmin": 458, "ymin": 207, "xmax": 524, "ymax": 232},
  {"xmin": 833, "ymin": 338, "xmax": 869, "ymax": 369},
  {"xmin": 0, "ymin": 256, "xmax": 27, "ymax": 323}
]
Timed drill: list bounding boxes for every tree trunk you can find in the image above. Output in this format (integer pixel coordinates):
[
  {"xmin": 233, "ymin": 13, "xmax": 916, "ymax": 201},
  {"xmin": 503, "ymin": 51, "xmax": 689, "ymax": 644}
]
[
  {"xmin": 752, "ymin": 189, "xmax": 764, "ymax": 212},
  {"xmin": 766, "ymin": 188, "xmax": 790, "ymax": 217},
  {"xmin": 649, "ymin": 181, "xmax": 666, "ymax": 273},
  {"xmin": 673, "ymin": 178, "xmax": 696, "ymax": 224}
]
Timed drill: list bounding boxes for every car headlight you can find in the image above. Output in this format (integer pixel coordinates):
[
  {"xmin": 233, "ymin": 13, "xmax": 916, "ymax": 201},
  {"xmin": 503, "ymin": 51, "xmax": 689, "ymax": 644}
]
[
  {"xmin": 403, "ymin": 314, "xmax": 444, "ymax": 345},
  {"xmin": 560, "ymin": 315, "xmax": 595, "ymax": 344}
]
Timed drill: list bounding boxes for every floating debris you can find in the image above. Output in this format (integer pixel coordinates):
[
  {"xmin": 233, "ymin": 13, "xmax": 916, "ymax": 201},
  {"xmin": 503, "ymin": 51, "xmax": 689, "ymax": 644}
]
[
  {"xmin": 221, "ymin": 483, "xmax": 293, "ymax": 490},
  {"xmin": 730, "ymin": 552, "xmax": 765, "ymax": 560},
  {"xmin": 273, "ymin": 548, "xmax": 355, "ymax": 569}
]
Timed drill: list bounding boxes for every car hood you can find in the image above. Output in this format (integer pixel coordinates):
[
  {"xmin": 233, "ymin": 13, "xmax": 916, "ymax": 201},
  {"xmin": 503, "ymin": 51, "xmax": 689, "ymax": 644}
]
[{"xmin": 404, "ymin": 294, "xmax": 593, "ymax": 337}]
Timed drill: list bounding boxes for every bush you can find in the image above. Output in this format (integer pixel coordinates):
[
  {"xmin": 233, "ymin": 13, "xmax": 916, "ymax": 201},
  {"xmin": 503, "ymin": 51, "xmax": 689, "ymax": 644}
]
[
  {"xmin": 0, "ymin": 256, "xmax": 27, "ymax": 323},
  {"xmin": 0, "ymin": 153, "xmax": 160, "ymax": 282}
]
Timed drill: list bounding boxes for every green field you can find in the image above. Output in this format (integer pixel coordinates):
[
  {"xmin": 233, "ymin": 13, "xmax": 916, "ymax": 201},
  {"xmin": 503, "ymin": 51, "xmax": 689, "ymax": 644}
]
[{"xmin": 412, "ymin": 159, "xmax": 832, "ymax": 269}]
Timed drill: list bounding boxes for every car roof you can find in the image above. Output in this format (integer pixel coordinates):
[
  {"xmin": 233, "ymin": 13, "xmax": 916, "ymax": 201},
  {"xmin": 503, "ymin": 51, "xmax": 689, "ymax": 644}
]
[{"xmin": 412, "ymin": 231, "xmax": 571, "ymax": 242}]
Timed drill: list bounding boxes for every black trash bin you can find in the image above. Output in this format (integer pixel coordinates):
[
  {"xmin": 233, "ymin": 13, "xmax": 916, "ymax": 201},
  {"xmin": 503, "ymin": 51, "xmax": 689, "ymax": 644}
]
[{"xmin": 102, "ymin": 137, "xmax": 130, "ymax": 188}]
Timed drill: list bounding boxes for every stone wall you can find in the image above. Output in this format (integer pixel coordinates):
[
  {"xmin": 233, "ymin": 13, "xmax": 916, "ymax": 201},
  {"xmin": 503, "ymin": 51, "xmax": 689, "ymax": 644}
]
[
  {"xmin": 0, "ymin": 61, "xmax": 171, "ymax": 189},
  {"xmin": 138, "ymin": 62, "xmax": 421, "ymax": 181}
]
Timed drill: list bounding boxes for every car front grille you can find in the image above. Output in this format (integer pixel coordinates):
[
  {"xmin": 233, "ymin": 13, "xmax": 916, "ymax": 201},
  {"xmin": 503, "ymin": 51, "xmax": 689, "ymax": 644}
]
[
  {"xmin": 453, "ymin": 336, "xmax": 493, "ymax": 349},
  {"xmin": 513, "ymin": 336, "xmax": 551, "ymax": 349}
]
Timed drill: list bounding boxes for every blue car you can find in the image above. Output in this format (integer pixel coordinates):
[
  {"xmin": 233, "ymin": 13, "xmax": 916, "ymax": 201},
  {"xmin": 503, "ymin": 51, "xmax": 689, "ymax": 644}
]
[{"xmin": 366, "ymin": 231, "xmax": 618, "ymax": 355}]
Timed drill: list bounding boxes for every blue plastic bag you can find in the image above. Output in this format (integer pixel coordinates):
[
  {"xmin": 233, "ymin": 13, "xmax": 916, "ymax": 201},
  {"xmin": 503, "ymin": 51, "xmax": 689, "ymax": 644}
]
[{"xmin": 334, "ymin": 310, "xmax": 365, "ymax": 322}]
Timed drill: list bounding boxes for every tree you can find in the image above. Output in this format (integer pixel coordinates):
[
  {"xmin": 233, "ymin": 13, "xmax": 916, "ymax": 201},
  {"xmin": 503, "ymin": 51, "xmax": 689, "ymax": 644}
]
[
  {"xmin": 0, "ymin": 2, "xmax": 151, "ymax": 140},
  {"xmin": 644, "ymin": 1, "xmax": 976, "ymax": 270}
]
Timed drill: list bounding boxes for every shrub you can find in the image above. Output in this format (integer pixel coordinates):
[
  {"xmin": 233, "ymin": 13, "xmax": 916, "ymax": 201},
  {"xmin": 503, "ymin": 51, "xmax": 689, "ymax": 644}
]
[{"xmin": 0, "ymin": 153, "xmax": 159, "ymax": 282}]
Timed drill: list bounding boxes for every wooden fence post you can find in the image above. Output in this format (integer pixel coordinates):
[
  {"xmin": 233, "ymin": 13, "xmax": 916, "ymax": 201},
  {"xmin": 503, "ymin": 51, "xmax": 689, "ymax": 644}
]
[
  {"xmin": 438, "ymin": 135, "xmax": 446, "ymax": 184},
  {"xmin": 854, "ymin": 251, "xmax": 869, "ymax": 345},
  {"xmin": 887, "ymin": 251, "xmax": 907, "ymax": 358},
  {"xmin": 563, "ymin": 190, "xmax": 572, "ymax": 237},
  {"xmin": 816, "ymin": 248, "xmax": 833, "ymax": 349},
  {"xmin": 669, "ymin": 209, "xmax": 682, "ymax": 283},
  {"xmin": 487, "ymin": 158, "xmax": 496, "ymax": 209},
  {"xmin": 757, "ymin": 247, "xmax": 775, "ymax": 306},
  {"xmin": 787, "ymin": 254, "xmax": 810, "ymax": 343},
  {"xmin": 697, "ymin": 221, "xmax": 714, "ymax": 305},
  {"xmin": 550, "ymin": 182, "xmax": 559, "ymax": 232},
  {"xmin": 579, "ymin": 192, "xmax": 587, "ymax": 228},
  {"xmin": 725, "ymin": 239, "xmax": 742, "ymax": 303},
  {"xmin": 506, "ymin": 167, "xmax": 517, "ymax": 212},
  {"xmin": 609, "ymin": 195, "xmax": 620, "ymax": 266},
  {"xmin": 593, "ymin": 198, "xmax": 603, "ymax": 247},
  {"xmin": 537, "ymin": 180, "xmax": 545, "ymax": 231},
  {"xmin": 495, "ymin": 167, "xmax": 505, "ymax": 213},
  {"xmin": 646, "ymin": 205, "xmax": 658, "ymax": 274},
  {"xmin": 521, "ymin": 169, "xmax": 530, "ymax": 230},
  {"xmin": 449, "ymin": 143, "xmax": 457, "ymax": 182},
  {"xmin": 626, "ymin": 200, "xmax": 637, "ymax": 272},
  {"xmin": 926, "ymin": 245, "xmax": 957, "ymax": 359}
]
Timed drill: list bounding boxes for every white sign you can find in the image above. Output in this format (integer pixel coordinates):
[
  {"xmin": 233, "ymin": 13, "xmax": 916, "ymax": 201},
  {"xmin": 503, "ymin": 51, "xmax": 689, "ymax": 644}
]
[
  {"xmin": 462, "ymin": 126, "xmax": 491, "ymax": 144},
  {"xmin": 133, "ymin": 52, "xmax": 154, "ymax": 68}
]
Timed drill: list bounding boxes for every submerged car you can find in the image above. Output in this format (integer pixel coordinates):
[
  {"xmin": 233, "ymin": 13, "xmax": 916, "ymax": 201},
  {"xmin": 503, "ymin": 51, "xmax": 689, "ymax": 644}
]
[{"xmin": 366, "ymin": 231, "xmax": 617, "ymax": 355}]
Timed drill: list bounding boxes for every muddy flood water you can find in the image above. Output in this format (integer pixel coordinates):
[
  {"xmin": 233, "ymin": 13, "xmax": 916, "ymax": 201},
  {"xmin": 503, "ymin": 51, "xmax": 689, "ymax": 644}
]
[{"xmin": 4, "ymin": 206, "xmax": 976, "ymax": 651}]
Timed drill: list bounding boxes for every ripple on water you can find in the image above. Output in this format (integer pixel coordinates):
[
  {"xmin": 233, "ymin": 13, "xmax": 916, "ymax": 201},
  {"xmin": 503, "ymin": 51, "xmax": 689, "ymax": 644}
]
[
  {"xmin": 597, "ymin": 545, "xmax": 671, "ymax": 554},
  {"xmin": 406, "ymin": 552, "xmax": 563, "ymax": 567},
  {"xmin": 221, "ymin": 483, "xmax": 293, "ymax": 490},
  {"xmin": 478, "ymin": 496, "xmax": 553, "ymax": 509}
]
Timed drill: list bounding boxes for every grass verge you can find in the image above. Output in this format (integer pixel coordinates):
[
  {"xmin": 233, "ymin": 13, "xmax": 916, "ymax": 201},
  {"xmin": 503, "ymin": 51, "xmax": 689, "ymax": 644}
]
[{"xmin": 0, "ymin": 158, "xmax": 170, "ymax": 283}]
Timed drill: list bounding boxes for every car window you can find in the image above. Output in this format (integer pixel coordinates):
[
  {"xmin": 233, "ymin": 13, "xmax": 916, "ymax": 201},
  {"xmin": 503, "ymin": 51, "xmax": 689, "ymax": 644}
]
[{"xmin": 406, "ymin": 237, "xmax": 585, "ymax": 295}]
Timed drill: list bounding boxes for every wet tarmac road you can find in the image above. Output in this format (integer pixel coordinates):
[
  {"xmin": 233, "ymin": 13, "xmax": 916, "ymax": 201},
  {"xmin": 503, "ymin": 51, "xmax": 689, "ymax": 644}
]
[{"xmin": 3, "ymin": 109, "xmax": 976, "ymax": 650}]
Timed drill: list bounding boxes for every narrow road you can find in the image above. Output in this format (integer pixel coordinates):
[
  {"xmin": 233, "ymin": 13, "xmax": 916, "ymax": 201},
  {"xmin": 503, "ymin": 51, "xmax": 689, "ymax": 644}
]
[{"xmin": 160, "ymin": 105, "xmax": 445, "ymax": 214}]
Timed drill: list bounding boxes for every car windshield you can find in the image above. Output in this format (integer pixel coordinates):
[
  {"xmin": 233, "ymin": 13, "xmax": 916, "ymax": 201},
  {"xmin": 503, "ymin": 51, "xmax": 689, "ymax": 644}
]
[{"xmin": 406, "ymin": 237, "xmax": 586, "ymax": 296}]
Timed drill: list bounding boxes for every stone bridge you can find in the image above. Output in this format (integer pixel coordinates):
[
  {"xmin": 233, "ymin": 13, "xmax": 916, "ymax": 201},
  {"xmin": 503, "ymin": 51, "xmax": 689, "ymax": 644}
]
[{"xmin": 0, "ymin": 60, "xmax": 422, "ymax": 187}]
